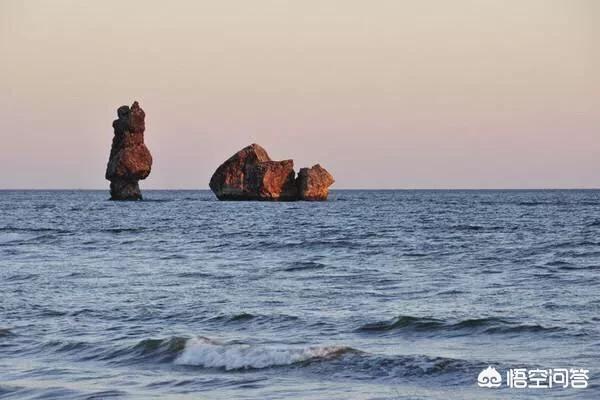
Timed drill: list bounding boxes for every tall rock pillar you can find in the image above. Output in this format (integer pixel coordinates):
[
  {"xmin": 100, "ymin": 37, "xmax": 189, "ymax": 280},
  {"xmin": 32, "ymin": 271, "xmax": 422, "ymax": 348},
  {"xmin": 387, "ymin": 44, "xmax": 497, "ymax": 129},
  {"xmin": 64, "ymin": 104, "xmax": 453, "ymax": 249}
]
[{"xmin": 105, "ymin": 101, "xmax": 153, "ymax": 200}]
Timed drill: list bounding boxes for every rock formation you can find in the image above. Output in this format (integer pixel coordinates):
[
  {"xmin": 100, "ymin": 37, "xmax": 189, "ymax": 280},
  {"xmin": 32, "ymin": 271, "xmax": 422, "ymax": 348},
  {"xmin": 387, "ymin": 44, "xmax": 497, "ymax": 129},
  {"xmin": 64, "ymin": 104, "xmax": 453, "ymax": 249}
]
[
  {"xmin": 105, "ymin": 101, "xmax": 153, "ymax": 200},
  {"xmin": 209, "ymin": 144, "xmax": 334, "ymax": 201},
  {"xmin": 296, "ymin": 164, "xmax": 335, "ymax": 201}
]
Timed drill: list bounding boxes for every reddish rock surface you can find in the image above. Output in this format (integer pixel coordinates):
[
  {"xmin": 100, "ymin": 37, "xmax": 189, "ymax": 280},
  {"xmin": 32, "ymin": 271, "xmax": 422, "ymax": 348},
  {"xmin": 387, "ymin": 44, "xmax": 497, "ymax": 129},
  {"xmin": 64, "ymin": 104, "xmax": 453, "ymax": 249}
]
[
  {"xmin": 209, "ymin": 144, "xmax": 333, "ymax": 201},
  {"xmin": 250, "ymin": 160, "xmax": 297, "ymax": 201},
  {"xmin": 296, "ymin": 164, "xmax": 335, "ymax": 201},
  {"xmin": 105, "ymin": 101, "xmax": 153, "ymax": 200},
  {"xmin": 209, "ymin": 144, "xmax": 297, "ymax": 200}
]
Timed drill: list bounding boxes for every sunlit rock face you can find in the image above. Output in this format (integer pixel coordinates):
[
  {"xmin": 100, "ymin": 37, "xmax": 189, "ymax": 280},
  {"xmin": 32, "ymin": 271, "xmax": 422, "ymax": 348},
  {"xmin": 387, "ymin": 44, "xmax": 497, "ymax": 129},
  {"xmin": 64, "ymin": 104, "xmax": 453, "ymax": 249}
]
[
  {"xmin": 296, "ymin": 164, "xmax": 335, "ymax": 201},
  {"xmin": 209, "ymin": 144, "xmax": 333, "ymax": 201},
  {"xmin": 105, "ymin": 101, "xmax": 153, "ymax": 200},
  {"xmin": 209, "ymin": 144, "xmax": 296, "ymax": 201},
  {"xmin": 247, "ymin": 160, "xmax": 298, "ymax": 201}
]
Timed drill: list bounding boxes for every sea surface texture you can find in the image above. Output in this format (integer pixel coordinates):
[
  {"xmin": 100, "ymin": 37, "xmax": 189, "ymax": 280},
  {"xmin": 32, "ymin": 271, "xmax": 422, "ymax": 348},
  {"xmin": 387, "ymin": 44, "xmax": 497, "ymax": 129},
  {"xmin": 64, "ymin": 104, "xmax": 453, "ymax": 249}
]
[{"xmin": 1, "ymin": 190, "xmax": 599, "ymax": 400}]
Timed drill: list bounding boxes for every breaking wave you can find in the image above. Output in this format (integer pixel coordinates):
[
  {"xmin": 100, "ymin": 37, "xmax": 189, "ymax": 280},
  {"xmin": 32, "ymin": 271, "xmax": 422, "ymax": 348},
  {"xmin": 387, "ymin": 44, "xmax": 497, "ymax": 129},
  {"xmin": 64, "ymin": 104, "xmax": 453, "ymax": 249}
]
[
  {"xmin": 175, "ymin": 337, "xmax": 352, "ymax": 370},
  {"xmin": 31, "ymin": 334, "xmax": 482, "ymax": 383}
]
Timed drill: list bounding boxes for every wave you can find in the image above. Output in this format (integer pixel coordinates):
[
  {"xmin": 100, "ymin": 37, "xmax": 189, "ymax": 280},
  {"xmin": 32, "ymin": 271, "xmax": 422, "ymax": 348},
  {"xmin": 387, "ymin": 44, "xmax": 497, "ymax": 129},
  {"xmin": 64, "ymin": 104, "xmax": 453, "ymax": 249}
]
[
  {"xmin": 31, "ymin": 334, "xmax": 483, "ymax": 382},
  {"xmin": 100, "ymin": 228, "xmax": 146, "ymax": 234},
  {"xmin": 175, "ymin": 337, "xmax": 353, "ymax": 370},
  {"xmin": 555, "ymin": 264, "xmax": 600, "ymax": 271},
  {"xmin": 0, "ymin": 385, "xmax": 21, "ymax": 397},
  {"xmin": 0, "ymin": 327, "xmax": 14, "ymax": 337},
  {"xmin": 68, "ymin": 308, "xmax": 98, "ymax": 317},
  {"xmin": 312, "ymin": 352, "xmax": 481, "ymax": 382},
  {"xmin": 33, "ymin": 307, "xmax": 68, "ymax": 317},
  {"xmin": 5, "ymin": 273, "xmax": 39, "ymax": 282},
  {"xmin": 357, "ymin": 315, "xmax": 564, "ymax": 335},
  {"xmin": 125, "ymin": 337, "xmax": 188, "ymax": 362},
  {"xmin": 222, "ymin": 312, "xmax": 257, "ymax": 322},
  {"xmin": 238, "ymin": 239, "xmax": 361, "ymax": 251},
  {"xmin": 402, "ymin": 252, "xmax": 428, "ymax": 257},
  {"xmin": 0, "ymin": 233, "xmax": 65, "ymax": 245},
  {"xmin": 159, "ymin": 254, "xmax": 188, "ymax": 260},
  {"xmin": 119, "ymin": 336, "xmax": 478, "ymax": 379},
  {"xmin": 545, "ymin": 260, "xmax": 571, "ymax": 267},
  {"xmin": 175, "ymin": 271, "xmax": 216, "ymax": 279},
  {"xmin": 41, "ymin": 339, "xmax": 94, "ymax": 354},
  {"xmin": 204, "ymin": 312, "xmax": 299, "ymax": 326},
  {"xmin": 63, "ymin": 271, "xmax": 88, "ymax": 278},
  {"xmin": 0, "ymin": 226, "xmax": 69, "ymax": 233},
  {"xmin": 138, "ymin": 199, "xmax": 173, "ymax": 203},
  {"xmin": 358, "ymin": 316, "xmax": 444, "ymax": 332},
  {"xmin": 38, "ymin": 336, "xmax": 188, "ymax": 364},
  {"xmin": 280, "ymin": 261, "xmax": 327, "ymax": 272},
  {"xmin": 205, "ymin": 312, "xmax": 257, "ymax": 323},
  {"xmin": 517, "ymin": 201, "xmax": 545, "ymax": 206},
  {"xmin": 451, "ymin": 224, "xmax": 485, "ymax": 231},
  {"xmin": 436, "ymin": 289, "xmax": 464, "ymax": 295},
  {"xmin": 544, "ymin": 260, "xmax": 600, "ymax": 270}
]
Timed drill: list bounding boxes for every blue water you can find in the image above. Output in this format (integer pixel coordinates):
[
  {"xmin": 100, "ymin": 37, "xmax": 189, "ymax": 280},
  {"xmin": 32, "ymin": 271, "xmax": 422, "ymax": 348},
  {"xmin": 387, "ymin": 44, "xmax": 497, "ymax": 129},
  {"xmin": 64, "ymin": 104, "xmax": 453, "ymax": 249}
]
[{"xmin": 1, "ymin": 190, "xmax": 599, "ymax": 399}]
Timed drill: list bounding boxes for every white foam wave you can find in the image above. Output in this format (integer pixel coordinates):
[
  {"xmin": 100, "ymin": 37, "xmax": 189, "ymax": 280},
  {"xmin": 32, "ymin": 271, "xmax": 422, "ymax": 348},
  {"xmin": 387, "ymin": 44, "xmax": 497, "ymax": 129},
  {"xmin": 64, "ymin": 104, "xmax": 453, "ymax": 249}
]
[{"xmin": 175, "ymin": 337, "xmax": 348, "ymax": 370}]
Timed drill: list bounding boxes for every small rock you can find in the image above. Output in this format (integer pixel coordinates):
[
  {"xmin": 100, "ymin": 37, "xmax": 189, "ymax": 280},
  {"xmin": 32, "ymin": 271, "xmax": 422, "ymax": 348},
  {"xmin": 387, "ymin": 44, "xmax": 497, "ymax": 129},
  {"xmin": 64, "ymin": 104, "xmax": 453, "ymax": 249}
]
[{"xmin": 296, "ymin": 164, "xmax": 335, "ymax": 201}]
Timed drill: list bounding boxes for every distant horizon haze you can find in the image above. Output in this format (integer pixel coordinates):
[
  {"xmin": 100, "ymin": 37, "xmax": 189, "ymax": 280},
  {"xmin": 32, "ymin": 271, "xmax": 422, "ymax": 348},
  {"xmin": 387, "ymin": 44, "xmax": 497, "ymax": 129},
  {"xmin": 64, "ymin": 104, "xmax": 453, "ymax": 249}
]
[{"xmin": 0, "ymin": 0, "xmax": 598, "ymax": 190}]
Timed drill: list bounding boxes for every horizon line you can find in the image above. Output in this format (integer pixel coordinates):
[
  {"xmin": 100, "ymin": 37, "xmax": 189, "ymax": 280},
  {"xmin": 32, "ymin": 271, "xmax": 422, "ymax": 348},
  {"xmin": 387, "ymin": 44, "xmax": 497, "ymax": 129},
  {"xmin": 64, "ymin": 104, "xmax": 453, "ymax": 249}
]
[{"xmin": 1, "ymin": 187, "xmax": 599, "ymax": 191}]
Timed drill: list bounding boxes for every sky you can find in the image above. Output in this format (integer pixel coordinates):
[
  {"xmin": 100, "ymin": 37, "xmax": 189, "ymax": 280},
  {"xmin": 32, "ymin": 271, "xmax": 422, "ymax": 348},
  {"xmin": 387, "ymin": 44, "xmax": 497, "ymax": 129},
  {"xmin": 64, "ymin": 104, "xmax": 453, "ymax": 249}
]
[{"xmin": 0, "ymin": 0, "xmax": 598, "ymax": 189}]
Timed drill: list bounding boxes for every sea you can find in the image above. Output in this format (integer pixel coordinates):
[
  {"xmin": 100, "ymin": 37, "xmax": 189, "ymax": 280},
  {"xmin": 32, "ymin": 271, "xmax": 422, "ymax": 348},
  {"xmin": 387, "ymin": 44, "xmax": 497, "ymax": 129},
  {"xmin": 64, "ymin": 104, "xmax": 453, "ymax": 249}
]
[{"xmin": 1, "ymin": 189, "xmax": 599, "ymax": 400}]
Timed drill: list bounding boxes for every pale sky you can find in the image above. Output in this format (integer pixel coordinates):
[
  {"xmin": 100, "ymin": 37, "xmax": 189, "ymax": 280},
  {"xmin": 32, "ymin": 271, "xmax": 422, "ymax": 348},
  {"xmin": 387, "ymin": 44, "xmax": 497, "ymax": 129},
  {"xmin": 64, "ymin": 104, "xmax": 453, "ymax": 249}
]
[{"xmin": 0, "ymin": 0, "xmax": 598, "ymax": 189}]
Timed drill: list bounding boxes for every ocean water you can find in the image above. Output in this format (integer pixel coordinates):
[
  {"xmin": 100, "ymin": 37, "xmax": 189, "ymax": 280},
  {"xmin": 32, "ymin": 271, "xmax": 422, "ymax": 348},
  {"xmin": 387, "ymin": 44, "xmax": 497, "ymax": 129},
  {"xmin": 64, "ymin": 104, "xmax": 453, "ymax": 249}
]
[{"xmin": 1, "ymin": 189, "xmax": 599, "ymax": 400}]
